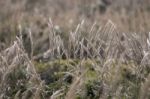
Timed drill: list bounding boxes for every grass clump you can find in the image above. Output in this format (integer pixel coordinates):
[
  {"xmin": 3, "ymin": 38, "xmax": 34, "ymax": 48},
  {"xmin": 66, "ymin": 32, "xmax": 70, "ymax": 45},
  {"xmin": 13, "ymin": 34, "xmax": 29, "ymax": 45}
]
[{"xmin": 0, "ymin": 21, "xmax": 150, "ymax": 99}]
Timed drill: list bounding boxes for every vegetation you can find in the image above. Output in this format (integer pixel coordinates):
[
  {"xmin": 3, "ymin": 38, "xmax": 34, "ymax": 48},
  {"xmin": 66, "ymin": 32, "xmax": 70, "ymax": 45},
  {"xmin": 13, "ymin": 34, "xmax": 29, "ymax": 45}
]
[
  {"xmin": 0, "ymin": 0, "xmax": 150, "ymax": 99},
  {"xmin": 0, "ymin": 20, "xmax": 150, "ymax": 98}
]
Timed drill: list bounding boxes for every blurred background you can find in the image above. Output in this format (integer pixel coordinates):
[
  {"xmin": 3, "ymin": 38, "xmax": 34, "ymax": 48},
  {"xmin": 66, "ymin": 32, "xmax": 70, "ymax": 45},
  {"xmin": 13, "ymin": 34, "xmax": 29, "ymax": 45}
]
[{"xmin": 0, "ymin": 0, "xmax": 150, "ymax": 51}]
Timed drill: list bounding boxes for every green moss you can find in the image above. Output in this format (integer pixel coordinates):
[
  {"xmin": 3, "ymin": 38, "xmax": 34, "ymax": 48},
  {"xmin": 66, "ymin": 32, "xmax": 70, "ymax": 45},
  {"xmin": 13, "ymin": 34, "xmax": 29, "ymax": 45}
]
[
  {"xmin": 34, "ymin": 59, "xmax": 98, "ymax": 83},
  {"xmin": 85, "ymin": 70, "xmax": 98, "ymax": 81},
  {"xmin": 33, "ymin": 59, "xmax": 143, "ymax": 98},
  {"xmin": 34, "ymin": 62, "xmax": 49, "ymax": 72},
  {"xmin": 34, "ymin": 59, "xmax": 98, "ymax": 73}
]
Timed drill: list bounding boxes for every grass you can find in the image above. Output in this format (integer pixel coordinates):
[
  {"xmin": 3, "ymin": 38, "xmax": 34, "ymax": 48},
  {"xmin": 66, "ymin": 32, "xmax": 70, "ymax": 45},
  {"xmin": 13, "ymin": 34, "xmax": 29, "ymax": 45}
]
[
  {"xmin": 0, "ymin": 20, "xmax": 150, "ymax": 99},
  {"xmin": 0, "ymin": 0, "xmax": 150, "ymax": 99}
]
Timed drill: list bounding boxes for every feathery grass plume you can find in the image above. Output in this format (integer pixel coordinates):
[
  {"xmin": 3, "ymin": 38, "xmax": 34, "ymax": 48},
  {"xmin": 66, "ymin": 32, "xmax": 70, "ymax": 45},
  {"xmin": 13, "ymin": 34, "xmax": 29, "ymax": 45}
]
[{"xmin": 0, "ymin": 36, "xmax": 44, "ymax": 98}]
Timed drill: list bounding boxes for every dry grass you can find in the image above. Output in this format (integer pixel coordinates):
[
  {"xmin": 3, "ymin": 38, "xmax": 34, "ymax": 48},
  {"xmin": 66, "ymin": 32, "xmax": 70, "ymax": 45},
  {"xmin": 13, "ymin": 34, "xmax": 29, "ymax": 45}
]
[
  {"xmin": 0, "ymin": 0, "xmax": 150, "ymax": 99},
  {"xmin": 0, "ymin": 20, "xmax": 150, "ymax": 98}
]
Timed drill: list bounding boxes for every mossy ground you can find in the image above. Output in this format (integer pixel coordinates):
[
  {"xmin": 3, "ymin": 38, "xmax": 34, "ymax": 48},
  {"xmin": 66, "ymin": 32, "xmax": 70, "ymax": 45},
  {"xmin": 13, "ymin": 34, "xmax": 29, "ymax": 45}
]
[{"xmin": 32, "ymin": 59, "xmax": 144, "ymax": 99}]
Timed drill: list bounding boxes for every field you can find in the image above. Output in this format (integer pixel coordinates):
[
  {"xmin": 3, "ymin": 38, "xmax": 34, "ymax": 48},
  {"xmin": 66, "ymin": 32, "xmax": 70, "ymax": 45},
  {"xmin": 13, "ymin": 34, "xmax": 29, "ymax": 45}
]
[{"xmin": 0, "ymin": 0, "xmax": 150, "ymax": 99}]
